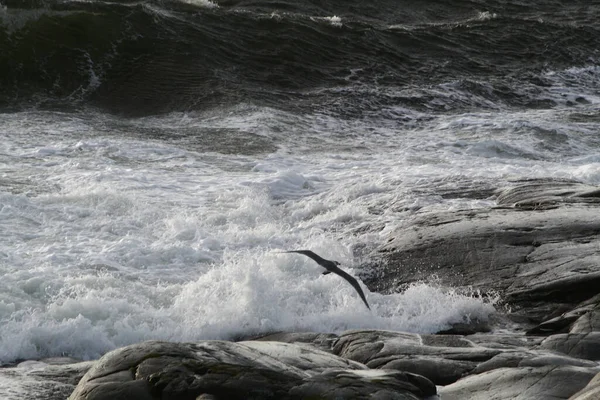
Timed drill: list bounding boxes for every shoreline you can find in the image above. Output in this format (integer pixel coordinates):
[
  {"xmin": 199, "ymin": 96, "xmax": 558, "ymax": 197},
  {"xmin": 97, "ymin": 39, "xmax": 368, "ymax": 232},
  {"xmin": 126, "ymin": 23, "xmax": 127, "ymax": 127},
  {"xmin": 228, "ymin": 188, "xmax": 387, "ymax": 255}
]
[{"xmin": 3, "ymin": 178, "xmax": 600, "ymax": 399}]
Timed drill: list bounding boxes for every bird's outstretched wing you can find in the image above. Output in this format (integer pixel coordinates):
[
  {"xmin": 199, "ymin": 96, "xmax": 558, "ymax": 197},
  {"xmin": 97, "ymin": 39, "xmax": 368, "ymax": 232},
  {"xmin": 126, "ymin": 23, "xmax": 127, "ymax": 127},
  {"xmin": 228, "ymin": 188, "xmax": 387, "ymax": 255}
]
[
  {"xmin": 330, "ymin": 267, "xmax": 371, "ymax": 310},
  {"xmin": 282, "ymin": 250, "xmax": 326, "ymax": 265},
  {"xmin": 283, "ymin": 249, "xmax": 371, "ymax": 310}
]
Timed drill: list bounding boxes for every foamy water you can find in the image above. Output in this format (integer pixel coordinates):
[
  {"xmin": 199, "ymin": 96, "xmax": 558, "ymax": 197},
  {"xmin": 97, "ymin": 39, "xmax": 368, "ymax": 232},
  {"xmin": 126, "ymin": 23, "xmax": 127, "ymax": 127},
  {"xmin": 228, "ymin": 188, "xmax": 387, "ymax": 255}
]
[{"xmin": 1, "ymin": 63, "xmax": 599, "ymax": 363}]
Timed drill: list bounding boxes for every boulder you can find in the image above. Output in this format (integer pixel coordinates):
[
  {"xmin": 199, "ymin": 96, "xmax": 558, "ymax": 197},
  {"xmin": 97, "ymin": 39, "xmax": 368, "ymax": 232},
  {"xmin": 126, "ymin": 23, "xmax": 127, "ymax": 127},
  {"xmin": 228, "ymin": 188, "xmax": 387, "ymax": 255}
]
[{"xmin": 67, "ymin": 340, "xmax": 436, "ymax": 400}]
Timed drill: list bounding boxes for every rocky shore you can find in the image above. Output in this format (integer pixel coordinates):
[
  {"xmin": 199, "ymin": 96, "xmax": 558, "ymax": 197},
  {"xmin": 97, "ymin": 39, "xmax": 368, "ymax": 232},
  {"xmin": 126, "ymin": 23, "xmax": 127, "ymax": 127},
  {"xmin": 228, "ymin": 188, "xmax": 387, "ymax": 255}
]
[{"xmin": 2, "ymin": 178, "xmax": 600, "ymax": 399}]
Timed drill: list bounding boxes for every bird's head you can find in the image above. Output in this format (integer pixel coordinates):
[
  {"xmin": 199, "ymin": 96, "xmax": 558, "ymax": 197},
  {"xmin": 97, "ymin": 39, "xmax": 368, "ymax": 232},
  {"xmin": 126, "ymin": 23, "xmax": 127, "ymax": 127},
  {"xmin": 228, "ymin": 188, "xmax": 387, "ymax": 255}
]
[{"xmin": 333, "ymin": 260, "xmax": 341, "ymax": 266}]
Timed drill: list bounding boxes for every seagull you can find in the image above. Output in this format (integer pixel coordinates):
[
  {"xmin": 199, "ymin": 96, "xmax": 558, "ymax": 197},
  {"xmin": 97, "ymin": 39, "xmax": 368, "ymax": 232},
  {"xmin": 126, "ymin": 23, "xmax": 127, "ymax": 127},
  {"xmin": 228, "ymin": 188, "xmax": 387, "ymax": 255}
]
[{"xmin": 283, "ymin": 250, "xmax": 371, "ymax": 310}]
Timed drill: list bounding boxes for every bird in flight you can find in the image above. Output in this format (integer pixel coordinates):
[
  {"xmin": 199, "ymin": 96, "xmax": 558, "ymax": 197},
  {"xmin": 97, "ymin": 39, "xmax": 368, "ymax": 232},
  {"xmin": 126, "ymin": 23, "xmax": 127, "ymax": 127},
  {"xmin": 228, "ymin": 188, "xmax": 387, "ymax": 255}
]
[{"xmin": 283, "ymin": 250, "xmax": 371, "ymax": 310}]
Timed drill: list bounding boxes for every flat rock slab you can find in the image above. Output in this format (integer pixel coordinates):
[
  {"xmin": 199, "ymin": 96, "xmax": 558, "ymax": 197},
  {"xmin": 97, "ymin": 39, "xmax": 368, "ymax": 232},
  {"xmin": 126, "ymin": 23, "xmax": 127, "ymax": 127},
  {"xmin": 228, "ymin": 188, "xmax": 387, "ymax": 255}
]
[
  {"xmin": 370, "ymin": 179, "xmax": 600, "ymax": 324},
  {"xmin": 68, "ymin": 340, "xmax": 436, "ymax": 400}
]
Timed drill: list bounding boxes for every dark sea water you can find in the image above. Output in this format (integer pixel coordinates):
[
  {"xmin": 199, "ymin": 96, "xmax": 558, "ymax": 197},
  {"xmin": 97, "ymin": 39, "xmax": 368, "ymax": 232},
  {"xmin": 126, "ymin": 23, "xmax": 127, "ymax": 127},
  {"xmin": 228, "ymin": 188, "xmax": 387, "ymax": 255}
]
[
  {"xmin": 0, "ymin": 0, "xmax": 599, "ymax": 366},
  {"xmin": 2, "ymin": 0, "xmax": 599, "ymax": 116}
]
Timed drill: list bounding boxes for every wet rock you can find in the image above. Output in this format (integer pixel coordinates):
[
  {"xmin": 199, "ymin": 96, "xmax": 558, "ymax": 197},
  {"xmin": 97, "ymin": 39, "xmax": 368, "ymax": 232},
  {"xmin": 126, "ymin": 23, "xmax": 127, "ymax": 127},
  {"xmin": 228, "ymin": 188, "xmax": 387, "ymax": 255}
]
[
  {"xmin": 370, "ymin": 179, "xmax": 600, "ymax": 325},
  {"xmin": 241, "ymin": 340, "xmax": 360, "ymax": 372},
  {"xmin": 289, "ymin": 369, "xmax": 436, "ymax": 400},
  {"xmin": 527, "ymin": 309, "xmax": 588, "ymax": 335},
  {"xmin": 331, "ymin": 330, "xmax": 500, "ymax": 385},
  {"xmin": 439, "ymin": 365, "xmax": 599, "ymax": 400},
  {"xmin": 472, "ymin": 350, "xmax": 598, "ymax": 374},
  {"xmin": 252, "ymin": 332, "xmax": 338, "ymax": 353},
  {"xmin": 527, "ymin": 294, "xmax": 600, "ymax": 335},
  {"xmin": 436, "ymin": 319, "xmax": 492, "ymax": 335},
  {"xmin": 67, "ymin": 340, "xmax": 436, "ymax": 400},
  {"xmin": 571, "ymin": 306, "xmax": 600, "ymax": 334},
  {"xmin": 466, "ymin": 333, "xmax": 544, "ymax": 349},
  {"xmin": 505, "ymin": 240, "xmax": 600, "ymax": 310},
  {"xmin": 0, "ymin": 360, "xmax": 93, "ymax": 400},
  {"xmin": 495, "ymin": 179, "xmax": 600, "ymax": 208}
]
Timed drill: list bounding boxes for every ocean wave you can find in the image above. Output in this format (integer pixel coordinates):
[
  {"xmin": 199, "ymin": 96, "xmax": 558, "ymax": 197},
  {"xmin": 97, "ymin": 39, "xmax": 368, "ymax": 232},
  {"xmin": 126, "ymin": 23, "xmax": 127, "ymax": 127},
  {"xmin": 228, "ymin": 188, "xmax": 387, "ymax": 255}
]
[
  {"xmin": 0, "ymin": 0, "xmax": 598, "ymax": 115},
  {"xmin": 0, "ymin": 262, "xmax": 498, "ymax": 363}
]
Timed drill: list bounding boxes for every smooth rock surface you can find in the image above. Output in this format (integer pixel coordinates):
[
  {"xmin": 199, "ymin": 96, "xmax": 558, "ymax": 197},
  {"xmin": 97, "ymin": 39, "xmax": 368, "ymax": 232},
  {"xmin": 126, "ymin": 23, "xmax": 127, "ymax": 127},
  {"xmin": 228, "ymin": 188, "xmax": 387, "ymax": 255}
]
[
  {"xmin": 253, "ymin": 332, "xmax": 339, "ymax": 353},
  {"xmin": 332, "ymin": 330, "xmax": 499, "ymax": 385},
  {"xmin": 539, "ymin": 333, "xmax": 600, "ymax": 361},
  {"xmin": 370, "ymin": 180, "xmax": 600, "ymax": 325},
  {"xmin": 68, "ymin": 340, "xmax": 437, "ymax": 400},
  {"xmin": 570, "ymin": 371, "xmax": 600, "ymax": 400},
  {"xmin": 246, "ymin": 329, "xmax": 600, "ymax": 392},
  {"xmin": 439, "ymin": 365, "xmax": 599, "ymax": 400},
  {"xmin": 528, "ymin": 294, "xmax": 600, "ymax": 335},
  {"xmin": 471, "ymin": 350, "xmax": 598, "ymax": 374}
]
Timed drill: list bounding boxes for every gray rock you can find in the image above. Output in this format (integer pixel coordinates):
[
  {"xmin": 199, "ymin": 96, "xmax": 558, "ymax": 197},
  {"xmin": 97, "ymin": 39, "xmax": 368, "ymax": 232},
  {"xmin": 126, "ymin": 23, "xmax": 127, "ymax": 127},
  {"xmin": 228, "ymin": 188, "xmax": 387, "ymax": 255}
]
[
  {"xmin": 252, "ymin": 332, "xmax": 339, "ymax": 353},
  {"xmin": 539, "ymin": 333, "xmax": 600, "ymax": 361},
  {"xmin": 259, "ymin": 329, "xmax": 600, "ymax": 387},
  {"xmin": 241, "ymin": 340, "xmax": 362, "ymax": 372},
  {"xmin": 68, "ymin": 340, "xmax": 436, "ymax": 400},
  {"xmin": 466, "ymin": 333, "xmax": 544, "ymax": 349},
  {"xmin": 439, "ymin": 365, "xmax": 598, "ymax": 400},
  {"xmin": 527, "ymin": 293, "xmax": 600, "ymax": 335},
  {"xmin": 248, "ymin": 330, "xmax": 600, "ymax": 387},
  {"xmin": 571, "ymin": 309, "xmax": 600, "ymax": 334},
  {"xmin": 495, "ymin": 179, "xmax": 600, "ymax": 208},
  {"xmin": 331, "ymin": 330, "xmax": 500, "ymax": 385},
  {"xmin": 289, "ymin": 369, "xmax": 435, "ymax": 400},
  {"xmin": 472, "ymin": 350, "xmax": 598, "ymax": 374},
  {"xmin": 0, "ymin": 360, "xmax": 93, "ymax": 400},
  {"xmin": 505, "ymin": 240, "xmax": 600, "ymax": 308},
  {"xmin": 570, "ymin": 371, "xmax": 600, "ymax": 400},
  {"xmin": 370, "ymin": 180, "xmax": 600, "ymax": 324},
  {"xmin": 569, "ymin": 294, "xmax": 600, "ymax": 334}
]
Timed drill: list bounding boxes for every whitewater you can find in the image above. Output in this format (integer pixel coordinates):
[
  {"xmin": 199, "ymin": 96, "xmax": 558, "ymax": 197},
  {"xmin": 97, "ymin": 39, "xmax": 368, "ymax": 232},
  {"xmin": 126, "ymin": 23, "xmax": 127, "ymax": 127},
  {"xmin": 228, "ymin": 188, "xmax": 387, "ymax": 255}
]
[{"xmin": 2, "ymin": 64, "xmax": 599, "ymax": 363}]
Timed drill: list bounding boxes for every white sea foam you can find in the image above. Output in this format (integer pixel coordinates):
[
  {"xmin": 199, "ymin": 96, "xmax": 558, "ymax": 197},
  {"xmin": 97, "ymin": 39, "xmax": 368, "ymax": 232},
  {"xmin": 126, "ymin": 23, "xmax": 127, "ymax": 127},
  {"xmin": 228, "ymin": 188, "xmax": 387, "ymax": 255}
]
[
  {"xmin": 0, "ymin": 7, "xmax": 76, "ymax": 33},
  {"xmin": 1, "ymin": 92, "xmax": 599, "ymax": 363},
  {"xmin": 178, "ymin": 0, "xmax": 219, "ymax": 9},
  {"xmin": 477, "ymin": 11, "xmax": 497, "ymax": 21},
  {"xmin": 0, "ymin": 255, "xmax": 496, "ymax": 362},
  {"xmin": 324, "ymin": 15, "xmax": 342, "ymax": 27}
]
